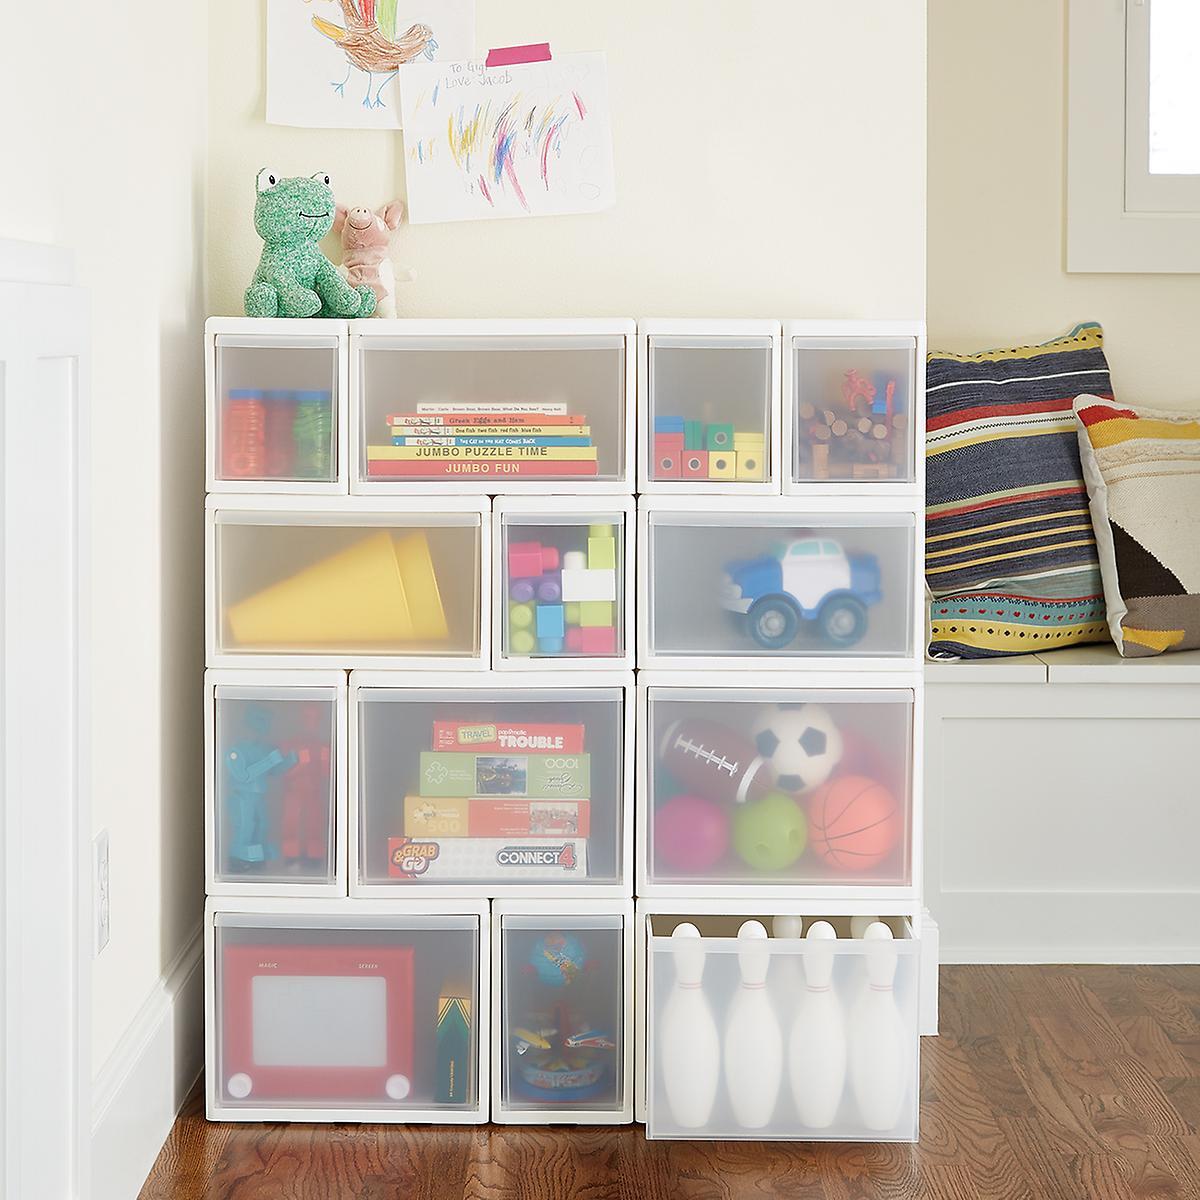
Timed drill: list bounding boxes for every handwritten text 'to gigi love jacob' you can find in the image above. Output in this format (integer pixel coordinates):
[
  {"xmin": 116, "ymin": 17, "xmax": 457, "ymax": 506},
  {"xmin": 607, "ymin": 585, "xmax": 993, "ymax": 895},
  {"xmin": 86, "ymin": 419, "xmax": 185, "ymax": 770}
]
[{"xmin": 443, "ymin": 62, "xmax": 513, "ymax": 90}]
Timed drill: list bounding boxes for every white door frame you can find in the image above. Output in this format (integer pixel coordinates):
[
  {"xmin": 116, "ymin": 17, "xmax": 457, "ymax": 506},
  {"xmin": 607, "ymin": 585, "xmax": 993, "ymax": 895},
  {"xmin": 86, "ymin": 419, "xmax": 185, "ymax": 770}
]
[{"xmin": 0, "ymin": 238, "xmax": 92, "ymax": 1198}]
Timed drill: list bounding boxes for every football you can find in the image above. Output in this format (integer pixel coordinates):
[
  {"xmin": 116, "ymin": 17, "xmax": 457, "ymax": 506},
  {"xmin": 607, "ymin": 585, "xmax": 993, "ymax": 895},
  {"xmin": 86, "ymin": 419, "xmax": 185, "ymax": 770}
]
[
  {"xmin": 750, "ymin": 704, "xmax": 844, "ymax": 796},
  {"xmin": 658, "ymin": 717, "xmax": 775, "ymax": 805}
]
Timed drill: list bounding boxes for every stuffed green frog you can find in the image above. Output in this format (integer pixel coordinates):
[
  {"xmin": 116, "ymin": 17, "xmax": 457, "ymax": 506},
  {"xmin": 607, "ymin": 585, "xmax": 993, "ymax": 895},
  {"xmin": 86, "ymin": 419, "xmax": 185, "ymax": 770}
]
[{"xmin": 244, "ymin": 170, "xmax": 377, "ymax": 319}]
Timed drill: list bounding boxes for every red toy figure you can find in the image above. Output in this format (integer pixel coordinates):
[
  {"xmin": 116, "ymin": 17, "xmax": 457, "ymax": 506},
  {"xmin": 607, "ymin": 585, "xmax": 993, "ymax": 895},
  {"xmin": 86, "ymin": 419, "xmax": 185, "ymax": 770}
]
[{"xmin": 279, "ymin": 703, "xmax": 332, "ymax": 867}]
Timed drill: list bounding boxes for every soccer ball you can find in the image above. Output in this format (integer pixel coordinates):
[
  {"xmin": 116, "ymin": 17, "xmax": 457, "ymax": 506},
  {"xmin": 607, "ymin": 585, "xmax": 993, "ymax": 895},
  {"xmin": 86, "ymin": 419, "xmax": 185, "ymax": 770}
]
[{"xmin": 751, "ymin": 704, "xmax": 843, "ymax": 796}]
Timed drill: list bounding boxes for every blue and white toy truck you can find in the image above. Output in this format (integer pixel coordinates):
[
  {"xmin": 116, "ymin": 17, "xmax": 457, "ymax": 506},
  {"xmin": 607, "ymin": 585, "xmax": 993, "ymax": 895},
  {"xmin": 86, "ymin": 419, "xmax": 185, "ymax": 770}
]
[{"xmin": 719, "ymin": 537, "xmax": 882, "ymax": 650}]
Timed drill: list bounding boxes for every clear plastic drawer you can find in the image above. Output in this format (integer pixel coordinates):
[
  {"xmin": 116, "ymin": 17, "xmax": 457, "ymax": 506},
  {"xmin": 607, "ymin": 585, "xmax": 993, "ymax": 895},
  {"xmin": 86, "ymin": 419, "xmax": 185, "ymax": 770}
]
[
  {"xmin": 354, "ymin": 323, "xmax": 633, "ymax": 493},
  {"xmin": 641, "ymin": 685, "xmax": 914, "ymax": 891},
  {"xmin": 646, "ymin": 914, "xmax": 919, "ymax": 1140},
  {"xmin": 207, "ymin": 674, "xmax": 344, "ymax": 894},
  {"xmin": 207, "ymin": 904, "xmax": 487, "ymax": 1122},
  {"xmin": 494, "ymin": 907, "xmax": 631, "ymax": 1122},
  {"xmin": 352, "ymin": 679, "xmax": 631, "ymax": 894},
  {"xmin": 642, "ymin": 507, "xmax": 917, "ymax": 666},
  {"xmin": 208, "ymin": 501, "xmax": 487, "ymax": 667}
]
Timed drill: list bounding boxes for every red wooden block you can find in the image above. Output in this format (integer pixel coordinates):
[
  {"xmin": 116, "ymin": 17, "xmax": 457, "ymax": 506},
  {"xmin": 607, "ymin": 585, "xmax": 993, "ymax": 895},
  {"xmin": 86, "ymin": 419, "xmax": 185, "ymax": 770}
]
[
  {"xmin": 682, "ymin": 450, "xmax": 709, "ymax": 478},
  {"xmin": 655, "ymin": 448, "xmax": 682, "ymax": 478},
  {"xmin": 654, "ymin": 432, "xmax": 685, "ymax": 451}
]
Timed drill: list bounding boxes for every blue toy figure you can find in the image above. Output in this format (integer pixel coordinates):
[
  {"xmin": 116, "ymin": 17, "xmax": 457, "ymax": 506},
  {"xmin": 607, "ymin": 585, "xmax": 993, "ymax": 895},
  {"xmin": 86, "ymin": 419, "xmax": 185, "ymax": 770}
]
[{"xmin": 223, "ymin": 705, "xmax": 297, "ymax": 869}]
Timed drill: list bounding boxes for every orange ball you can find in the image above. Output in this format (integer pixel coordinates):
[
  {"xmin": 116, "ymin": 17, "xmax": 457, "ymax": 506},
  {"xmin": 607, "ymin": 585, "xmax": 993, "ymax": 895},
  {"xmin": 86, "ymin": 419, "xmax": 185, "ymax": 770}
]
[{"xmin": 808, "ymin": 775, "xmax": 900, "ymax": 872}]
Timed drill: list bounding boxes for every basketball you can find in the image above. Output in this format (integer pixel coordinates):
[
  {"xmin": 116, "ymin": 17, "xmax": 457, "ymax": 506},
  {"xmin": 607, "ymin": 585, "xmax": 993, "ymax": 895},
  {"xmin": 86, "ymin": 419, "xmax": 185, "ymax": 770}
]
[{"xmin": 808, "ymin": 775, "xmax": 900, "ymax": 872}]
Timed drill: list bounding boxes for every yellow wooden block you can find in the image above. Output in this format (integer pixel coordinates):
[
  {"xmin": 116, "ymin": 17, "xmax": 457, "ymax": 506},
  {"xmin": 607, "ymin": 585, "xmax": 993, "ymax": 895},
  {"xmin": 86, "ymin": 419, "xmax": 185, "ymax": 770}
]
[
  {"xmin": 708, "ymin": 452, "xmax": 737, "ymax": 480},
  {"xmin": 579, "ymin": 601, "xmax": 614, "ymax": 627},
  {"xmin": 735, "ymin": 448, "xmax": 766, "ymax": 480}
]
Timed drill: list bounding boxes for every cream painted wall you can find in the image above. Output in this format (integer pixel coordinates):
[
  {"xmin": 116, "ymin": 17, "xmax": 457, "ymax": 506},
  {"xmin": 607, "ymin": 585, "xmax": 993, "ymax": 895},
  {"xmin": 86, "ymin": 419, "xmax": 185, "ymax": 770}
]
[
  {"xmin": 0, "ymin": 5, "xmax": 207, "ymax": 1072},
  {"xmin": 208, "ymin": 0, "xmax": 926, "ymax": 320},
  {"xmin": 928, "ymin": 0, "xmax": 1200, "ymax": 405}
]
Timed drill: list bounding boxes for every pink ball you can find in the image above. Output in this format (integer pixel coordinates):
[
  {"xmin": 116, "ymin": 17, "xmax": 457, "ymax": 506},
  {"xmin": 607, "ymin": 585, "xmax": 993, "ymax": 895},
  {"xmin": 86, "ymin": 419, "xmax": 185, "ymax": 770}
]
[{"xmin": 654, "ymin": 795, "xmax": 730, "ymax": 874}]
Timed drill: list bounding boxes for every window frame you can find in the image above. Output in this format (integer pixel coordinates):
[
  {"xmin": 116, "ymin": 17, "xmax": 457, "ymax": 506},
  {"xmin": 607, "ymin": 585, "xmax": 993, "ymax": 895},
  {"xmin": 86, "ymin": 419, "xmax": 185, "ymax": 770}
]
[{"xmin": 1067, "ymin": 0, "xmax": 1200, "ymax": 272}]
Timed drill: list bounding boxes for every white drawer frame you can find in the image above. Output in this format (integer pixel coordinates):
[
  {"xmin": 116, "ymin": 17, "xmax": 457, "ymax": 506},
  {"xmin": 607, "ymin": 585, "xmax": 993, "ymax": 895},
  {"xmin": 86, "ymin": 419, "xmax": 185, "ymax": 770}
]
[
  {"xmin": 491, "ymin": 898, "xmax": 635, "ymax": 1125},
  {"xmin": 205, "ymin": 493, "xmax": 491, "ymax": 671},
  {"xmin": 637, "ymin": 319, "xmax": 783, "ymax": 497},
  {"xmin": 348, "ymin": 671, "xmax": 635, "ymax": 900},
  {"xmin": 204, "ymin": 668, "xmax": 349, "ymax": 898},
  {"xmin": 204, "ymin": 896, "xmax": 491, "ymax": 1124}
]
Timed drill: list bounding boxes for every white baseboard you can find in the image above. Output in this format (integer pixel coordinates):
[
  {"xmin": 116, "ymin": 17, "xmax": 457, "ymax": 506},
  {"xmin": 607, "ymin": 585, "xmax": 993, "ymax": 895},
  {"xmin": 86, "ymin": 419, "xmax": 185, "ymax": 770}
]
[{"xmin": 91, "ymin": 928, "xmax": 204, "ymax": 1200}]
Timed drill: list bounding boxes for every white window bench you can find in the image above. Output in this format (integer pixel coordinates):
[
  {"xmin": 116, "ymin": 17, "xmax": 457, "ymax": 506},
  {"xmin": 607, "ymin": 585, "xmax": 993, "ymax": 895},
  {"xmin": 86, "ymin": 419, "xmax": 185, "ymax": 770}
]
[{"xmin": 925, "ymin": 645, "xmax": 1200, "ymax": 963}]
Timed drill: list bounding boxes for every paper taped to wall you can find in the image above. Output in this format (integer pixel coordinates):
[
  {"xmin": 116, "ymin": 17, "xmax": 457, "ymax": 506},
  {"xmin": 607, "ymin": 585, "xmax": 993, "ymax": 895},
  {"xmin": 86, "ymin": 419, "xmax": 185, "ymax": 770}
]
[
  {"xmin": 398, "ymin": 52, "xmax": 616, "ymax": 224},
  {"xmin": 267, "ymin": 0, "xmax": 475, "ymax": 129}
]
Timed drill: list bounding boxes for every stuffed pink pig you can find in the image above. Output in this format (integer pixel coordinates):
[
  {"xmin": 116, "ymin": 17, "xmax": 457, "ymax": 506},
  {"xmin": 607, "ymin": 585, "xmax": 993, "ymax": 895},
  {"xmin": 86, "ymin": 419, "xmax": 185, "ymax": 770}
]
[{"xmin": 332, "ymin": 199, "xmax": 406, "ymax": 318}]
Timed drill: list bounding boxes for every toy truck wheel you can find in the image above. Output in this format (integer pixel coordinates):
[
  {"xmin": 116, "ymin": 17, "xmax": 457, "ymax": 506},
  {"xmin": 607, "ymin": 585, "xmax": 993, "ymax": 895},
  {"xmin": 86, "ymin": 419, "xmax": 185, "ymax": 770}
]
[
  {"xmin": 818, "ymin": 595, "xmax": 868, "ymax": 647},
  {"xmin": 746, "ymin": 596, "xmax": 801, "ymax": 650}
]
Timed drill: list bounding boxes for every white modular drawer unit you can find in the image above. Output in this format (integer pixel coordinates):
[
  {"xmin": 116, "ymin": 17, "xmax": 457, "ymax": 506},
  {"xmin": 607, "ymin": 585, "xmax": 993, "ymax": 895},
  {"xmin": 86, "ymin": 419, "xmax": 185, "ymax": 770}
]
[
  {"xmin": 637, "ymin": 320, "xmax": 782, "ymax": 496},
  {"xmin": 206, "ymin": 495, "xmax": 490, "ymax": 670},
  {"xmin": 349, "ymin": 672, "xmax": 634, "ymax": 899},
  {"xmin": 636, "ymin": 674, "xmax": 922, "ymax": 901},
  {"xmin": 205, "ymin": 317, "xmax": 349, "ymax": 495},
  {"xmin": 493, "ymin": 496, "xmax": 635, "ymax": 671},
  {"xmin": 205, "ymin": 670, "xmax": 348, "ymax": 897},
  {"xmin": 351, "ymin": 319, "xmax": 636, "ymax": 495},
  {"xmin": 638, "ymin": 496, "xmax": 922, "ymax": 672},
  {"xmin": 782, "ymin": 321, "xmax": 925, "ymax": 497},
  {"xmin": 205, "ymin": 898, "xmax": 490, "ymax": 1123},
  {"xmin": 635, "ymin": 903, "xmax": 921, "ymax": 1141},
  {"xmin": 491, "ymin": 900, "xmax": 634, "ymax": 1124}
]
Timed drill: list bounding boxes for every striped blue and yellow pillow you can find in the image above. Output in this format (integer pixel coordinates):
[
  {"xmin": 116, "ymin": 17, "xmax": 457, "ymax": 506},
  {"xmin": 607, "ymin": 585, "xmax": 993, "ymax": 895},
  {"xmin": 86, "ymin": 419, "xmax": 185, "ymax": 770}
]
[{"xmin": 925, "ymin": 323, "xmax": 1112, "ymax": 658}]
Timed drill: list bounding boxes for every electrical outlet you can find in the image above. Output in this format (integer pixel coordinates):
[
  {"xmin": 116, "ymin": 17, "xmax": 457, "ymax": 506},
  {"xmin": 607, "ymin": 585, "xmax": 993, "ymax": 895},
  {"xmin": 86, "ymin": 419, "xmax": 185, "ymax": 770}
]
[{"xmin": 93, "ymin": 830, "xmax": 110, "ymax": 955}]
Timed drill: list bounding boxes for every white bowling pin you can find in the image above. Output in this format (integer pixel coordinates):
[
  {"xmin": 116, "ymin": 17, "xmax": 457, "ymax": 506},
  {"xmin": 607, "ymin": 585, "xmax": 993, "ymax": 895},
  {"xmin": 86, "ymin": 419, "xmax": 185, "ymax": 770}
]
[
  {"xmin": 788, "ymin": 919, "xmax": 846, "ymax": 1128},
  {"xmin": 659, "ymin": 922, "xmax": 720, "ymax": 1129},
  {"xmin": 849, "ymin": 915, "xmax": 880, "ymax": 939},
  {"xmin": 848, "ymin": 921, "xmax": 909, "ymax": 1131},
  {"xmin": 724, "ymin": 920, "xmax": 783, "ymax": 1129},
  {"xmin": 771, "ymin": 915, "xmax": 804, "ymax": 994}
]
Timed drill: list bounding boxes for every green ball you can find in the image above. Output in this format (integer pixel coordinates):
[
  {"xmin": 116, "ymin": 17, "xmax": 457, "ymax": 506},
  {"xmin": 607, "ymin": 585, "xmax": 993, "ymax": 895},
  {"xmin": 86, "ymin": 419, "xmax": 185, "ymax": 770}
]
[{"xmin": 732, "ymin": 791, "xmax": 807, "ymax": 872}]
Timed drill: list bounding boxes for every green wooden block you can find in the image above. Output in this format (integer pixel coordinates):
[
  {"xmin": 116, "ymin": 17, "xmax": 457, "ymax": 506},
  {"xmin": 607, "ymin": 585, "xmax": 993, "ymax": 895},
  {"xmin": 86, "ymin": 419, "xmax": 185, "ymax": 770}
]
[
  {"xmin": 684, "ymin": 419, "xmax": 704, "ymax": 450},
  {"xmin": 705, "ymin": 423, "xmax": 734, "ymax": 451}
]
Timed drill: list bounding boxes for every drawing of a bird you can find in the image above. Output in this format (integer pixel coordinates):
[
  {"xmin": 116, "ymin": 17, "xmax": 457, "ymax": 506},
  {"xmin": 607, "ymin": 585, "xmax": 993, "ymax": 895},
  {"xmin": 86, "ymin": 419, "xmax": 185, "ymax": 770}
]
[{"xmin": 312, "ymin": 0, "xmax": 437, "ymax": 109}]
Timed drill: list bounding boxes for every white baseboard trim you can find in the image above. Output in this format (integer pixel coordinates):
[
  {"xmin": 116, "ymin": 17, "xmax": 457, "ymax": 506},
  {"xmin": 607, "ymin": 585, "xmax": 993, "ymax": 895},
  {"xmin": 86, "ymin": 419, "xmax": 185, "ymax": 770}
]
[
  {"xmin": 91, "ymin": 927, "xmax": 204, "ymax": 1200},
  {"xmin": 939, "ymin": 946, "xmax": 1200, "ymax": 965}
]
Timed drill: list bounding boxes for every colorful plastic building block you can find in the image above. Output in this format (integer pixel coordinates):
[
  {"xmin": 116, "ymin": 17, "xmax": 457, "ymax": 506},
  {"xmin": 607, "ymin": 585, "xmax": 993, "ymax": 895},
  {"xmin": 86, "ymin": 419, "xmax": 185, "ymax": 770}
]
[
  {"xmin": 587, "ymin": 526, "xmax": 616, "ymax": 570},
  {"xmin": 564, "ymin": 602, "xmax": 582, "ymax": 626},
  {"xmin": 684, "ymin": 420, "xmax": 705, "ymax": 451},
  {"xmin": 654, "ymin": 415, "xmax": 686, "ymax": 434},
  {"xmin": 561, "ymin": 567, "xmax": 616, "ymax": 602},
  {"xmin": 538, "ymin": 637, "xmax": 565, "ymax": 654},
  {"xmin": 580, "ymin": 601, "xmax": 614, "ymax": 627},
  {"xmin": 509, "ymin": 541, "xmax": 560, "ymax": 580},
  {"xmin": 579, "ymin": 626, "xmax": 617, "ymax": 654},
  {"xmin": 535, "ymin": 604, "xmax": 566, "ymax": 640},
  {"xmin": 682, "ymin": 450, "xmax": 709, "ymax": 479}
]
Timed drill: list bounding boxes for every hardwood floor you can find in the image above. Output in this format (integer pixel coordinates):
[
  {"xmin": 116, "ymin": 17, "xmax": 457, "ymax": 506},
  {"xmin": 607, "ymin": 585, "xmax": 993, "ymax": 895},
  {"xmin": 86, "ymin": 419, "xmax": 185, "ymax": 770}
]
[{"xmin": 140, "ymin": 965, "xmax": 1200, "ymax": 1200}]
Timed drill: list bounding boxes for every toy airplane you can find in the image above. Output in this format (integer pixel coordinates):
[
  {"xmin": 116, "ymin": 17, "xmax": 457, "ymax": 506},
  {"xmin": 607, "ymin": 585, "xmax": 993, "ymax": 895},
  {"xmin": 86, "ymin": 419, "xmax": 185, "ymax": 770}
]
[
  {"xmin": 564, "ymin": 1029, "xmax": 615, "ymax": 1049},
  {"xmin": 512, "ymin": 1026, "xmax": 554, "ymax": 1055}
]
